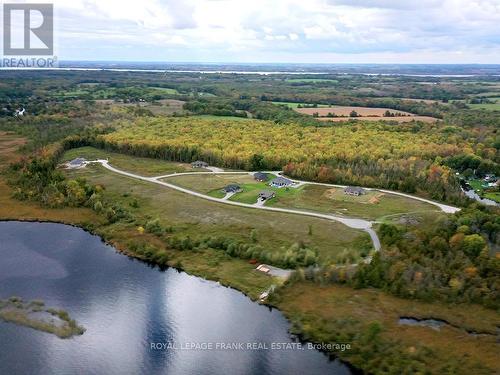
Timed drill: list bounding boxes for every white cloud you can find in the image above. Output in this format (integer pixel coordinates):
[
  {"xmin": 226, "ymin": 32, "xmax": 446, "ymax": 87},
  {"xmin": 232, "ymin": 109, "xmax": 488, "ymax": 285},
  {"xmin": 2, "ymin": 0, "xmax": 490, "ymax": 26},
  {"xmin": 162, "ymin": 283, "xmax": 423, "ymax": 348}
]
[{"xmin": 24, "ymin": 0, "xmax": 499, "ymax": 62}]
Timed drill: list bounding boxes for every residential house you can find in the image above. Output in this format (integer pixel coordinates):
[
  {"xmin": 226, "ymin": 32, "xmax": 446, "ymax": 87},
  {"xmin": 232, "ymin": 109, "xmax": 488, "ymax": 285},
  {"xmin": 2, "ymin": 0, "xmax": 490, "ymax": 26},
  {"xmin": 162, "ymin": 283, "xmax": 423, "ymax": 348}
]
[
  {"xmin": 344, "ymin": 186, "xmax": 366, "ymax": 196},
  {"xmin": 258, "ymin": 190, "xmax": 275, "ymax": 200},
  {"xmin": 269, "ymin": 176, "xmax": 293, "ymax": 188},
  {"xmin": 253, "ymin": 172, "xmax": 268, "ymax": 182},
  {"xmin": 68, "ymin": 157, "xmax": 86, "ymax": 168},
  {"xmin": 222, "ymin": 184, "xmax": 242, "ymax": 193},
  {"xmin": 191, "ymin": 160, "xmax": 208, "ymax": 168}
]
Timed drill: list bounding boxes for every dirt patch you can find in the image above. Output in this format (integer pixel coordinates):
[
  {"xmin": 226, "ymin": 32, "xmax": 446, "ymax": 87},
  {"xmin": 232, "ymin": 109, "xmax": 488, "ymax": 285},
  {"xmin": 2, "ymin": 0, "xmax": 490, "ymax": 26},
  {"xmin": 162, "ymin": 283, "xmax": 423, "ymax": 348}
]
[
  {"xmin": 323, "ymin": 188, "xmax": 339, "ymax": 200},
  {"xmin": 369, "ymin": 193, "xmax": 384, "ymax": 204}
]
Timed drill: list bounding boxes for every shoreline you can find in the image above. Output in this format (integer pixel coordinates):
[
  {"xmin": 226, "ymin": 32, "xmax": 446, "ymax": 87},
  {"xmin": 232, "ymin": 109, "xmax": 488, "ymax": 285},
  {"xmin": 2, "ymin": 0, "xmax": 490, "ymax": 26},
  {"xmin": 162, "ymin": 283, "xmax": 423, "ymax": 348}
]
[{"xmin": 0, "ymin": 218, "xmax": 361, "ymax": 372}]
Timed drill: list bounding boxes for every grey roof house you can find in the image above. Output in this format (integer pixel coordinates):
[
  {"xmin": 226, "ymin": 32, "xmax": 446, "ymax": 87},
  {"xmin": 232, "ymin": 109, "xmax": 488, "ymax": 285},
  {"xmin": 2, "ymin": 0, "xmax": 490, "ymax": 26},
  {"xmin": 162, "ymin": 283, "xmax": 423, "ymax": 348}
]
[
  {"xmin": 258, "ymin": 190, "xmax": 275, "ymax": 200},
  {"xmin": 192, "ymin": 160, "xmax": 208, "ymax": 168},
  {"xmin": 68, "ymin": 158, "xmax": 86, "ymax": 168},
  {"xmin": 269, "ymin": 176, "xmax": 293, "ymax": 188},
  {"xmin": 344, "ymin": 186, "xmax": 366, "ymax": 196},
  {"xmin": 222, "ymin": 184, "xmax": 242, "ymax": 193},
  {"xmin": 253, "ymin": 172, "xmax": 268, "ymax": 181}
]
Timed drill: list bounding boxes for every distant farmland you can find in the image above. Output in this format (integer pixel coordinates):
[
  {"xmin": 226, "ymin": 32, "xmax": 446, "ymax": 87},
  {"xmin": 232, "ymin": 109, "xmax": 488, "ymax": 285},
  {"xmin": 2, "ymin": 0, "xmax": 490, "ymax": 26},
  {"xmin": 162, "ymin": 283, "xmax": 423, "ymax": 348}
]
[{"xmin": 295, "ymin": 106, "xmax": 438, "ymax": 123}]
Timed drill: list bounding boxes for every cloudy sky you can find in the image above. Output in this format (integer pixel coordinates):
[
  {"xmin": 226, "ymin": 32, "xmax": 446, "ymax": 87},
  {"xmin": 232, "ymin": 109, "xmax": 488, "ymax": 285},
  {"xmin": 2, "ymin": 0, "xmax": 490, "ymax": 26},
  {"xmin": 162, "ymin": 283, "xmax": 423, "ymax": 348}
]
[{"xmin": 8, "ymin": 0, "xmax": 500, "ymax": 63}]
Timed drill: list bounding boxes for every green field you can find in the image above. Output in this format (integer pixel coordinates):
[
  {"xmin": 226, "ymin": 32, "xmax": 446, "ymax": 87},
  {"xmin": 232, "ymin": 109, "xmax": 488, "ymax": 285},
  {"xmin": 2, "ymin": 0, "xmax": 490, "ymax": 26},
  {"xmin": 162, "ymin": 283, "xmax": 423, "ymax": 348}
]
[
  {"xmin": 62, "ymin": 147, "xmax": 196, "ymax": 176},
  {"xmin": 150, "ymin": 87, "xmax": 180, "ymax": 94},
  {"xmin": 162, "ymin": 173, "xmax": 441, "ymax": 221},
  {"xmin": 162, "ymin": 173, "xmax": 255, "ymax": 193},
  {"xmin": 62, "ymin": 157, "xmax": 370, "ymax": 265},
  {"xmin": 484, "ymin": 192, "xmax": 500, "ymax": 203},
  {"xmin": 468, "ymin": 100, "xmax": 500, "ymax": 111},
  {"xmin": 269, "ymin": 184, "xmax": 439, "ymax": 221}
]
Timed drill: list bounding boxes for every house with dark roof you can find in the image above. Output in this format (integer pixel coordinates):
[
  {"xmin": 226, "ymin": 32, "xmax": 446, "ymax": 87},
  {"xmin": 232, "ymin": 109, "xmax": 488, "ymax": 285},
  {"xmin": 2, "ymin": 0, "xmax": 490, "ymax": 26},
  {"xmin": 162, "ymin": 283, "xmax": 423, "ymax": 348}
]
[
  {"xmin": 269, "ymin": 176, "xmax": 293, "ymax": 188},
  {"xmin": 258, "ymin": 190, "xmax": 275, "ymax": 200},
  {"xmin": 253, "ymin": 172, "xmax": 268, "ymax": 182},
  {"xmin": 67, "ymin": 157, "xmax": 86, "ymax": 168},
  {"xmin": 192, "ymin": 160, "xmax": 208, "ymax": 168},
  {"xmin": 344, "ymin": 186, "xmax": 366, "ymax": 196},
  {"xmin": 222, "ymin": 184, "xmax": 242, "ymax": 193}
]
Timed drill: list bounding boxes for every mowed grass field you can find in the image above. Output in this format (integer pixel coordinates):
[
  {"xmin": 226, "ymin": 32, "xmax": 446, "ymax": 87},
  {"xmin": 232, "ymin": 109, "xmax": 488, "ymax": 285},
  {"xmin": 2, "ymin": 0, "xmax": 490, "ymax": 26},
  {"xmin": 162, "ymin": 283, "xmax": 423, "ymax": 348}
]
[
  {"xmin": 163, "ymin": 173, "xmax": 440, "ymax": 220},
  {"xmin": 62, "ymin": 147, "xmax": 198, "ymax": 176},
  {"xmin": 270, "ymin": 185, "xmax": 440, "ymax": 220},
  {"xmin": 62, "ymin": 156, "xmax": 371, "ymax": 264}
]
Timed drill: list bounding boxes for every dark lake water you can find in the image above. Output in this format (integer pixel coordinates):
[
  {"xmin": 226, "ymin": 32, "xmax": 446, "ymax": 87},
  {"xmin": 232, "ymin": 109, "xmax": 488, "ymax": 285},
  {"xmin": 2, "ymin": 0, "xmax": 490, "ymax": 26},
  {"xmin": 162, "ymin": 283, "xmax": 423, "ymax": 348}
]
[{"xmin": 0, "ymin": 221, "xmax": 351, "ymax": 375}]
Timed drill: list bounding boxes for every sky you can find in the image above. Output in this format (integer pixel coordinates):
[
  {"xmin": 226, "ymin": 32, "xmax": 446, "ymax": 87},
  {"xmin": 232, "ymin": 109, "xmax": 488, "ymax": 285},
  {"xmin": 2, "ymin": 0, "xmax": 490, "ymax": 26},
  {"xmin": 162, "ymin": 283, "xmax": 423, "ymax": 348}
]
[{"xmin": 4, "ymin": 0, "xmax": 500, "ymax": 63}]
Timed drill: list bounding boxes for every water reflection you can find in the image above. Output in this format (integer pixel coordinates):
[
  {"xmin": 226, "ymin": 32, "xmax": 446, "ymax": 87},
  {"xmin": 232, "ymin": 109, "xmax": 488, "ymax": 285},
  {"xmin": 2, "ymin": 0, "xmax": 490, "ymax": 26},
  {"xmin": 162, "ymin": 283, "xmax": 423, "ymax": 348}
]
[{"xmin": 0, "ymin": 222, "xmax": 351, "ymax": 375}]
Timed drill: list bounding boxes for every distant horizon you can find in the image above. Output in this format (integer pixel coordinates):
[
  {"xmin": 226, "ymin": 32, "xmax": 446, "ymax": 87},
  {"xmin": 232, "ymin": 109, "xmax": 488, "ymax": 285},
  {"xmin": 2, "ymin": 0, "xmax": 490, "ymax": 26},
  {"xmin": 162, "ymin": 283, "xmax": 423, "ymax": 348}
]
[{"xmin": 4, "ymin": 1, "xmax": 497, "ymax": 64}]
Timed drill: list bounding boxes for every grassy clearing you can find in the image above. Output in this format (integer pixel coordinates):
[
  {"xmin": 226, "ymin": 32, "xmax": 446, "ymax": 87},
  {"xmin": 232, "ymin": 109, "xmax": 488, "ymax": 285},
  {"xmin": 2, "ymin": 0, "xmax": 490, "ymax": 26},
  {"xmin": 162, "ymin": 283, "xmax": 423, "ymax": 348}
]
[
  {"xmin": 468, "ymin": 102, "xmax": 500, "ymax": 111},
  {"xmin": 62, "ymin": 146, "xmax": 195, "ymax": 176},
  {"xmin": 269, "ymin": 185, "xmax": 439, "ymax": 220},
  {"xmin": 102, "ymin": 99, "xmax": 187, "ymax": 116},
  {"xmin": 163, "ymin": 173, "xmax": 441, "ymax": 221},
  {"xmin": 272, "ymin": 282, "xmax": 500, "ymax": 374},
  {"xmin": 67, "ymin": 163, "xmax": 369, "ymax": 265},
  {"xmin": 150, "ymin": 87, "xmax": 180, "ymax": 94},
  {"xmin": 484, "ymin": 192, "xmax": 500, "ymax": 203},
  {"xmin": 163, "ymin": 173, "xmax": 255, "ymax": 193}
]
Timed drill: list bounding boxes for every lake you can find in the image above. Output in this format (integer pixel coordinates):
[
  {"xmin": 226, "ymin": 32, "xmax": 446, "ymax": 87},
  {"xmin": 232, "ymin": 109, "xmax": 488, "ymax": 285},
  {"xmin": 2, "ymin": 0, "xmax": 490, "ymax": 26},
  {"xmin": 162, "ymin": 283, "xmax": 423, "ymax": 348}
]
[{"xmin": 0, "ymin": 221, "xmax": 352, "ymax": 375}]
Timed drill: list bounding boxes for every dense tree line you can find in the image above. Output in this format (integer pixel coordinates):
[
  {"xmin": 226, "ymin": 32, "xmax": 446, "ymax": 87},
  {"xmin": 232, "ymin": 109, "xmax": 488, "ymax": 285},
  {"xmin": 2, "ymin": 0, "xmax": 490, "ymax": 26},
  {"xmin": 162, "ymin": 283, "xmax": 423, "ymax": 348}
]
[{"xmin": 306, "ymin": 205, "xmax": 500, "ymax": 309}]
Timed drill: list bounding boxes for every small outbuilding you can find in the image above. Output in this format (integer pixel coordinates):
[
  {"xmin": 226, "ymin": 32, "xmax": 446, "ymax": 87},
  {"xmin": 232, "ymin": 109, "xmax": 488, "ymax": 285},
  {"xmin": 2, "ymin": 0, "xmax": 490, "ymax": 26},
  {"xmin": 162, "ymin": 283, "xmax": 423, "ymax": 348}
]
[
  {"xmin": 222, "ymin": 184, "xmax": 242, "ymax": 194},
  {"xmin": 269, "ymin": 176, "xmax": 294, "ymax": 188},
  {"xmin": 253, "ymin": 172, "xmax": 268, "ymax": 182},
  {"xmin": 344, "ymin": 186, "xmax": 366, "ymax": 196},
  {"xmin": 258, "ymin": 190, "xmax": 275, "ymax": 200},
  {"xmin": 192, "ymin": 160, "xmax": 208, "ymax": 168}
]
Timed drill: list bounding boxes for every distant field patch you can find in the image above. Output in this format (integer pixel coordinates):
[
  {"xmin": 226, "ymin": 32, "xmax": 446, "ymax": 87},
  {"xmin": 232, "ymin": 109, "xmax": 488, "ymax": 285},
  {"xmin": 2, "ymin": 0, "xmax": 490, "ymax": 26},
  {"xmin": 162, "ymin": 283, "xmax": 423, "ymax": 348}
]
[
  {"xmin": 468, "ymin": 101, "xmax": 500, "ymax": 111},
  {"xmin": 295, "ymin": 106, "xmax": 438, "ymax": 123},
  {"xmin": 271, "ymin": 101, "xmax": 330, "ymax": 109},
  {"xmin": 150, "ymin": 87, "xmax": 180, "ymax": 94}
]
